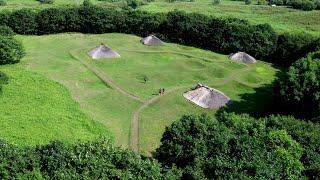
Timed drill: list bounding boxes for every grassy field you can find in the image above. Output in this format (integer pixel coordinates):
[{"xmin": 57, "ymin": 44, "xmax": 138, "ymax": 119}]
[
  {"xmin": 18, "ymin": 33, "xmax": 277, "ymax": 154},
  {"xmin": 0, "ymin": 64, "xmax": 111, "ymax": 146},
  {"xmin": 0, "ymin": 0, "xmax": 319, "ymax": 36},
  {"xmin": 140, "ymin": 0, "xmax": 320, "ymax": 36}
]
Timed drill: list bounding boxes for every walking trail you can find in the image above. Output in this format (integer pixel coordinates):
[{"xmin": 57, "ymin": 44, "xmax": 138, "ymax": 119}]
[{"xmin": 70, "ymin": 48, "xmax": 256, "ymax": 153}]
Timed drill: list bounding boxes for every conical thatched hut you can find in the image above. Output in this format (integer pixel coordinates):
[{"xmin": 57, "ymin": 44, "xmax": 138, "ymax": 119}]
[
  {"xmin": 229, "ymin": 52, "xmax": 256, "ymax": 64},
  {"xmin": 141, "ymin": 35, "xmax": 164, "ymax": 46},
  {"xmin": 88, "ymin": 43, "xmax": 120, "ymax": 59},
  {"xmin": 183, "ymin": 83, "xmax": 232, "ymax": 109}
]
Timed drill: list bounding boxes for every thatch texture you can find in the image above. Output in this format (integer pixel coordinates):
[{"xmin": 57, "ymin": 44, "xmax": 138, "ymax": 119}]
[
  {"xmin": 141, "ymin": 35, "xmax": 164, "ymax": 46},
  {"xmin": 88, "ymin": 44, "xmax": 120, "ymax": 59},
  {"xmin": 229, "ymin": 52, "xmax": 256, "ymax": 64},
  {"xmin": 183, "ymin": 83, "xmax": 232, "ymax": 109}
]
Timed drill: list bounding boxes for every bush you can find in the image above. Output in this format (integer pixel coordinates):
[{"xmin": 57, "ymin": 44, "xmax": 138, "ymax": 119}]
[
  {"xmin": 38, "ymin": 0, "xmax": 54, "ymax": 4},
  {"xmin": 213, "ymin": 0, "xmax": 221, "ymax": 5},
  {"xmin": 257, "ymin": 0, "xmax": 268, "ymax": 5},
  {"xmin": 245, "ymin": 0, "xmax": 252, "ymax": 4},
  {"xmin": 0, "ymin": 0, "xmax": 6, "ymax": 6},
  {"xmin": 0, "ymin": 25, "xmax": 14, "ymax": 36},
  {"xmin": 275, "ymin": 52, "xmax": 320, "ymax": 118},
  {"xmin": 156, "ymin": 114, "xmax": 304, "ymax": 179},
  {"xmin": 269, "ymin": 0, "xmax": 284, "ymax": 5},
  {"xmin": 0, "ymin": 139, "xmax": 181, "ymax": 179},
  {"xmin": 264, "ymin": 115, "xmax": 320, "ymax": 178},
  {"xmin": 270, "ymin": 33, "xmax": 319, "ymax": 66},
  {"xmin": 8, "ymin": 9, "xmax": 37, "ymax": 35},
  {"xmin": 289, "ymin": 0, "xmax": 316, "ymax": 10},
  {"xmin": 0, "ymin": 36, "xmax": 25, "ymax": 65}
]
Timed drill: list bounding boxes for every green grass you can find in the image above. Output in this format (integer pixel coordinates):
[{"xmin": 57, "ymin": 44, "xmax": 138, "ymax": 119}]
[
  {"xmin": 18, "ymin": 33, "xmax": 277, "ymax": 154},
  {"xmin": 0, "ymin": 64, "xmax": 111, "ymax": 146},
  {"xmin": 139, "ymin": 0, "xmax": 320, "ymax": 36}
]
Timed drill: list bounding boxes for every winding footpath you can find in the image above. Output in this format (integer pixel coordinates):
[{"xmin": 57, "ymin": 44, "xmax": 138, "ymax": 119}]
[{"xmin": 70, "ymin": 48, "xmax": 258, "ymax": 153}]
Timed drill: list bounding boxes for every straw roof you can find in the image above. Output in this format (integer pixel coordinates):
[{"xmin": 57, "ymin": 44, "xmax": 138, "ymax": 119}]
[
  {"xmin": 229, "ymin": 52, "xmax": 256, "ymax": 64},
  {"xmin": 88, "ymin": 43, "xmax": 120, "ymax": 59},
  {"xmin": 183, "ymin": 83, "xmax": 232, "ymax": 109},
  {"xmin": 141, "ymin": 35, "xmax": 164, "ymax": 46}
]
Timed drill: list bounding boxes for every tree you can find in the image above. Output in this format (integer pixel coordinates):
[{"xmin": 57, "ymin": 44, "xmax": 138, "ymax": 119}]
[
  {"xmin": 0, "ymin": 36, "xmax": 25, "ymax": 65},
  {"xmin": 263, "ymin": 115, "xmax": 320, "ymax": 178},
  {"xmin": 0, "ymin": 138, "xmax": 181, "ymax": 179},
  {"xmin": 276, "ymin": 52, "xmax": 320, "ymax": 119},
  {"xmin": 155, "ymin": 113, "xmax": 304, "ymax": 179}
]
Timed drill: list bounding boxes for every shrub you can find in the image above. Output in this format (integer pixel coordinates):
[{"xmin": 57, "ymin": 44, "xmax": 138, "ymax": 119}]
[
  {"xmin": 0, "ymin": 139, "xmax": 181, "ymax": 179},
  {"xmin": 156, "ymin": 114, "xmax": 304, "ymax": 179},
  {"xmin": 257, "ymin": 0, "xmax": 268, "ymax": 5},
  {"xmin": 269, "ymin": 0, "xmax": 284, "ymax": 5},
  {"xmin": 38, "ymin": 0, "xmax": 54, "ymax": 4},
  {"xmin": 213, "ymin": 0, "xmax": 221, "ymax": 5},
  {"xmin": 0, "ymin": 0, "xmax": 6, "ymax": 6},
  {"xmin": 245, "ymin": 0, "xmax": 252, "ymax": 4},
  {"xmin": 270, "ymin": 33, "xmax": 319, "ymax": 66},
  {"xmin": 8, "ymin": 9, "xmax": 37, "ymax": 34},
  {"xmin": 0, "ymin": 36, "xmax": 25, "ymax": 65},
  {"xmin": 275, "ymin": 52, "xmax": 320, "ymax": 118},
  {"xmin": 0, "ymin": 25, "xmax": 14, "ymax": 36},
  {"xmin": 264, "ymin": 115, "xmax": 320, "ymax": 178}
]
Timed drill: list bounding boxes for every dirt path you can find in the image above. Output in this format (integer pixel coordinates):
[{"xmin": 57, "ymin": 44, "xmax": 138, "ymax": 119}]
[
  {"xmin": 130, "ymin": 86, "xmax": 190, "ymax": 152},
  {"xmin": 70, "ymin": 48, "xmax": 257, "ymax": 153},
  {"xmin": 69, "ymin": 50, "xmax": 144, "ymax": 103}
]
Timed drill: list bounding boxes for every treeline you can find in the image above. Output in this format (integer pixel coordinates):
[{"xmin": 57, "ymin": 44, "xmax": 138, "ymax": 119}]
[
  {"xmin": 0, "ymin": 138, "xmax": 180, "ymax": 179},
  {"xmin": 1, "ymin": 113, "xmax": 319, "ymax": 179},
  {"xmin": 0, "ymin": 5, "xmax": 319, "ymax": 66},
  {"xmin": 156, "ymin": 113, "xmax": 320, "ymax": 179},
  {"xmin": 269, "ymin": 0, "xmax": 320, "ymax": 11}
]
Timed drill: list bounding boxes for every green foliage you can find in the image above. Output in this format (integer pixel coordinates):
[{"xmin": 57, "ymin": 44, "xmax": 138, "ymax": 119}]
[
  {"xmin": 276, "ymin": 52, "xmax": 320, "ymax": 118},
  {"xmin": 38, "ymin": 0, "xmax": 54, "ymax": 4},
  {"xmin": 8, "ymin": 9, "xmax": 37, "ymax": 35},
  {"xmin": 0, "ymin": 138, "xmax": 181, "ymax": 179},
  {"xmin": 271, "ymin": 33, "xmax": 320, "ymax": 66},
  {"xmin": 83, "ymin": 0, "xmax": 93, "ymax": 6},
  {"xmin": 0, "ymin": 0, "xmax": 6, "ymax": 6},
  {"xmin": 245, "ymin": 0, "xmax": 252, "ymax": 5},
  {"xmin": 257, "ymin": 0, "xmax": 268, "ymax": 5},
  {"xmin": 155, "ymin": 113, "xmax": 304, "ymax": 179},
  {"xmin": 267, "ymin": 0, "xmax": 318, "ymax": 10},
  {"xmin": 264, "ymin": 115, "xmax": 320, "ymax": 178},
  {"xmin": 0, "ymin": 36, "xmax": 24, "ymax": 65},
  {"xmin": 213, "ymin": 0, "xmax": 221, "ymax": 5},
  {"xmin": 0, "ymin": 26, "xmax": 14, "ymax": 37}
]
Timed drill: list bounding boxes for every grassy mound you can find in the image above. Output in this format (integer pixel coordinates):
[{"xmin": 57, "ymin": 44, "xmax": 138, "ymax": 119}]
[{"xmin": 0, "ymin": 64, "xmax": 111, "ymax": 146}]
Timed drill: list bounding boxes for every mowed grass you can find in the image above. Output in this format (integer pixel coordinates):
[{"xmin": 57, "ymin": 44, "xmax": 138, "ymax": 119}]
[
  {"xmin": 0, "ymin": 64, "xmax": 111, "ymax": 146},
  {"xmin": 20, "ymin": 33, "xmax": 277, "ymax": 153},
  {"xmin": 139, "ymin": 0, "xmax": 320, "ymax": 36}
]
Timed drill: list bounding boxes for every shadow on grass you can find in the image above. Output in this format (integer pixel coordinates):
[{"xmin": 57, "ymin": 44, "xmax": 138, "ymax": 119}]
[{"xmin": 217, "ymin": 68, "xmax": 283, "ymax": 118}]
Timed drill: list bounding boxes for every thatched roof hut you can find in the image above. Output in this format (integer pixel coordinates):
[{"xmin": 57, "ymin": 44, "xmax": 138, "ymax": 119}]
[
  {"xmin": 88, "ymin": 43, "xmax": 120, "ymax": 59},
  {"xmin": 183, "ymin": 83, "xmax": 232, "ymax": 109},
  {"xmin": 229, "ymin": 52, "xmax": 256, "ymax": 64},
  {"xmin": 141, "ymin": 35, "xmax": 164, "ymax": 46}
]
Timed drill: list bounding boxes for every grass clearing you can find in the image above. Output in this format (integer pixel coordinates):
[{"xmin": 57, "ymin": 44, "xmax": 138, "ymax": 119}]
[
  {"xmin": 0, "ymin": 64, "xmax": 111, "ymax": 146},
  {"xmin": 18, "ymin": 33, "xmax": 277, "ymax": 153}
]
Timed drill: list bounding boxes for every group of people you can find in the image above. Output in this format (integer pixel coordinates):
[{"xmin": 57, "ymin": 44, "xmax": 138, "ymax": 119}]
[{"xmin": 158, "ymin": 88, "xmax": 165, "ymax": 95}]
